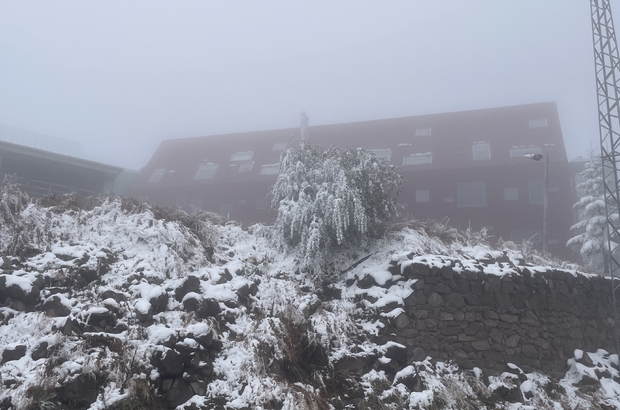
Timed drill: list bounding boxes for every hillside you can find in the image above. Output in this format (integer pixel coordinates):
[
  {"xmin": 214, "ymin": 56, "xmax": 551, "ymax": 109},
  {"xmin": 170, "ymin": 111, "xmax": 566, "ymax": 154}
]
[{"xmin": 0, "ymin": 181, "xmax": 619, "ymax": 409}]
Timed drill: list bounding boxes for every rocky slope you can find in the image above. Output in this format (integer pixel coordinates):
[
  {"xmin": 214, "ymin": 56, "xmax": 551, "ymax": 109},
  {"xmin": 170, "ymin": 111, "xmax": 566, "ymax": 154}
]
[{"xmin": 0, "ymin": 183, "xmax": 619, "ymax": 409}]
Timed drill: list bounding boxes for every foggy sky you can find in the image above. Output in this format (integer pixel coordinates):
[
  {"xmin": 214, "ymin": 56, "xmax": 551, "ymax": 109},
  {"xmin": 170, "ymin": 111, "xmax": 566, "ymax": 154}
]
[{"xmin": 0, "ymin": 1, "xmax": 603, "ymax": 169}]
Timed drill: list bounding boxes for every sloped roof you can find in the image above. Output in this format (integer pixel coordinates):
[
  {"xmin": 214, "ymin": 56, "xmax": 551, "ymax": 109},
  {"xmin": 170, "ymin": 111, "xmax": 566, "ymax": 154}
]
[
  {"xmin": 133, "ymin": 102, "xmax": 567, "ymax": 190},
  {"xmin": 0, "ymin": 140, "xmax": 122, "ymax": 177}
]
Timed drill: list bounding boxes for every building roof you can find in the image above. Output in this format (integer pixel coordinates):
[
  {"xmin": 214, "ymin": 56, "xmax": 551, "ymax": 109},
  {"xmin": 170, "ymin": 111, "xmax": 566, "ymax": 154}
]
[
  {"xmin": 0, "ymin": 140, "xmax": 123, "ymax": 178},
  {"xmin": 133, "ymin": 102, "xmax": 567, "ymax": 190}
]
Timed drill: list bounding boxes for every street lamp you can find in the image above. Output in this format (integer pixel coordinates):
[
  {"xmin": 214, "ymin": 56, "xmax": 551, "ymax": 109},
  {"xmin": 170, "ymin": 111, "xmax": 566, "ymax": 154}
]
[{"xmin": 525, "ymin": 153, "xmax": 548, "ymax": 253}]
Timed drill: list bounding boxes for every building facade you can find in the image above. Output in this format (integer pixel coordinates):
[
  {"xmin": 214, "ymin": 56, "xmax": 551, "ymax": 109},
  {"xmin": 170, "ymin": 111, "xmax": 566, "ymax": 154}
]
[{"xmin": 130, "ymin": 102, "xmax": 576, "ymax": 260}]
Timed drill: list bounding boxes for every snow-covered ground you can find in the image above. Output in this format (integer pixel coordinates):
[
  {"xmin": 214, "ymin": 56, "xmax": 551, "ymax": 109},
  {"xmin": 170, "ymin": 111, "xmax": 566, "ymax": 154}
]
[{"xmin": 0, "ymin": 188, "xmax": 618, "ymax": 409}]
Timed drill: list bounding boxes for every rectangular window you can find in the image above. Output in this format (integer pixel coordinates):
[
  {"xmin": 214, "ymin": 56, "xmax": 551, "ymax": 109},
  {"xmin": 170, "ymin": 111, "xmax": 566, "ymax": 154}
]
[
  {"xmin": 529, "ymin": 119, "xmax": 548, "ymax": 128},
  {"xmin": 230, "ymin": 151, "xmax": 254, "ymax": 161},
  {"xmin": 415, "ymin": 127, "xmax": 432, "ymax": 137},
  {"xmin": 403, "ymin": 152, "xmax": 432, "ymax": 166},
  {"xmin": 528, "ymin": 179, "xmax": 544, "ymax": 204},
  {"xmin": 272, "ymin": 142, "xmax": 288, "ymax": 151},
  {"xmin": 457, "ymin": 181, "xmax": 486, "ymax": 208},
  {"xmin": 147, "ymin": 168, "xmax": 166, "ymax": 183},
  {"xmin": 370, "ymin": 148, "xmax": 392, "ymax": 162},
  {"xmin": 415, "ymin": 189, "xmax": 430, "ymax": 202},
  {"xmin": 511, "ymin": 229, "xmax": 541, "ymax": 243},
  {"xmin": 194, "ymin": 163, "xmax": 219, "ymax": 180},
  {"xmin": 473, "ymin": 141, "xmax": 491, "ymax": 161},
  {"xmin": 259, "ymin": 163, "xmax": 280, "ymax": 175},
  {"xmin": 443, "ymin": 197, "xmax": 455, "ymax": 203},
  {"xmin": 510, "ymin": 146, "xmax": 542, "ymax": 158},
  {"xmin": 504, "ymin": 187, "xmax": 519, "ymax": 201},
  {"xmin": 238, "ymin": 162, "xmax": 254, "ymax": 173}
]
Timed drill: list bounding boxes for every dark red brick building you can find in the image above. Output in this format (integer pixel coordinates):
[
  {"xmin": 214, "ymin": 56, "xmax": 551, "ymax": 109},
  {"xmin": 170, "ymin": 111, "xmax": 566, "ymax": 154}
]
[{"xmin": 130, "ymin": 102, "xmax": 576, "ymax": 260}]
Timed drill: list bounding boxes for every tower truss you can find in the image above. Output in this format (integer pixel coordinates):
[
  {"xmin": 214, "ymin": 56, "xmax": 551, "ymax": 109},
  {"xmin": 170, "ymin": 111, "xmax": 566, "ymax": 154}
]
[{"xmin": 591, "ymin": 0, "xmax": 620, "ymax": 355}]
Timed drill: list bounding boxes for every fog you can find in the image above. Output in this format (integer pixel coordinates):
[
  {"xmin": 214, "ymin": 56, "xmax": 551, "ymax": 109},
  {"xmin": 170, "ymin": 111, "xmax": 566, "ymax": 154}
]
[{"xmin": 0, "ymin": 1, "xmax": 603, "ymax": 169}]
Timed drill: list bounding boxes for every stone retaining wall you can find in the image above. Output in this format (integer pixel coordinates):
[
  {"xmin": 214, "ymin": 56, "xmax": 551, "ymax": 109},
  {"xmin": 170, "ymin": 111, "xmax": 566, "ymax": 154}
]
[{"xmin": 378, "ymin": 261, "xmax": 616, "ymax": 373}]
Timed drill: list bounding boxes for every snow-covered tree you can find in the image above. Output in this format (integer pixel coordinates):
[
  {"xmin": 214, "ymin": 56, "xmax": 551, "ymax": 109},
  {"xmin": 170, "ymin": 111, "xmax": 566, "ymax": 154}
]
[
  {"xmin": 271, "ymin": 142, "xmax": 403, "ymax": 267},
  {"xmin": 567, "ymin": 152, "xmax": 619, "ymax": 272}
]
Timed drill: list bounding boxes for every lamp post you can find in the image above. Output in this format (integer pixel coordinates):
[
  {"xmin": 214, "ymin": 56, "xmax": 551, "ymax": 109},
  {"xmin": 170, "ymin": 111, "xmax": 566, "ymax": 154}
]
[{"xmin": 526, "ymin": 153, "xmax": 548, "ymax": 253}]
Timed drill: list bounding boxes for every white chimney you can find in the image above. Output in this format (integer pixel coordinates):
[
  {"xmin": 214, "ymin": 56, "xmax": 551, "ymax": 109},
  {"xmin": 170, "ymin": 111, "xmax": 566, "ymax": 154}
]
[{"xmin": 300, "ymin": 112, "xmax": 309, "ymax": 141}]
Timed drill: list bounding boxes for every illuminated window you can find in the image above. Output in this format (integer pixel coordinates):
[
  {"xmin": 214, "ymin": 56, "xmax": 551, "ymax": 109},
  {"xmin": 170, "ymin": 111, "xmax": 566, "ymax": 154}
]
[
  {"xmin": 230, "ymin": 151, "xmax": 254, "ymax": 161},
  {"xmin": 238, "ymin": 162, "xmax": 254, "ymax": 173},
  {"xmin": 415, "ymin": 127, "xmax": 432, "ymax": 137},
  {"xmin": 403, "ymin": 153, "xmax": 432, "ymax": 166},
  {"xmin": 529, "ymin": 119, "xmax": 547, "ymax": 128},
  {"xmin": 260, "ymin": 163, "xmax": 280, "ymax": 175},
  {"xmin": 510, "ymin": 146, "xmax": 542, "ymax": 158},
  {"xmin": 457, "ymin": 181, "xmax": 486, "ymax": 208},
  {"xmin": 194, "ymin": 163, "xmax": 219, "ymax": 180},
  {"xmin": 370, "ymin": 149, "xmax": 392, "ymax": 162},
  {"xmin": 272, "ymin": 142, "xmax": 288, "ymax": 151},
  {"xmin": 147, "ymin": 168, "xmax": 166, "ymax": 183},
  {"xmin": 473, "ymin": 142, "xmax": 491, "ymax": 161}
]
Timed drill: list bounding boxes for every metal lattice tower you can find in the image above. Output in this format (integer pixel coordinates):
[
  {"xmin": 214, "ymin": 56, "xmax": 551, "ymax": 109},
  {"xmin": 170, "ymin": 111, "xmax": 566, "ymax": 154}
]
[{"xmin": 591, "ymin": 0, "xmax": 620, "ymax": 355}]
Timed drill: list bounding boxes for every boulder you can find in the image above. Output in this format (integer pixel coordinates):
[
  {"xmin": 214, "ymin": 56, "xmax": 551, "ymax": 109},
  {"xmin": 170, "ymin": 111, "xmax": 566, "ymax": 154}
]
[
  {"xmin": 197, "ymin": 299, "xmax": 222, "ymax": 319},
  {"xmin": 159, "ymin": 349, "xmax": 184, "ymax": 377},
  {"xmin": 31, "ymin": 342, "xmax": 49, "ymax": 361},
  {"xmin": 1, "ymin": 345, "xmax": 26, "ymax": 364},
  {"xmin": 165, "ymin": 379, "xmax": 194, "ymax": 406},
  {"xmin": 42, "ymin": 296, "xmax": 71, "ymax": 317},
  {"xmin": 183, "ymin": 292, "xmax": 202, "ymax": 312},
  {"xmin": 0, "ymin": 275, "xmax": 40, "ymax": 305},
  {"xmin": 175, "ymin": 276, "xmax": 201, "ymax": 302},
  {"xmin": 149, "ymin": 291, "xmax": 169, "ymax": 313},
  {"xmin": 56, "ymin": 373, "xmax": 100, "ymax": 408}
]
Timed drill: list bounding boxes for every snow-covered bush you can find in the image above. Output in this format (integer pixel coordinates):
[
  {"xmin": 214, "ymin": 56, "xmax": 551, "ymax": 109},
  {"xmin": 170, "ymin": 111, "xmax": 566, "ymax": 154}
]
[
  {"xmin": 567, "ymin": 152, "xmax": 619, "ymax": 272},
  {"xmin": 271, "ymin": 142, "xmax": 403, "ymax": 267},
  {"xmin": 0, "ymin": 176, "xmax": 33, "ymax": 255}
]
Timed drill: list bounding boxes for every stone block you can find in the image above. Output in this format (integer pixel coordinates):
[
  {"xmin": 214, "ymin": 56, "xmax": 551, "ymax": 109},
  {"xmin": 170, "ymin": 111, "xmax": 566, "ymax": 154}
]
[
  {"xmin": 391, "ymin": 312, "xmax": 410, "ymax": 329},
  {"xmin": 505, "ymin": 335, "xmax": 521, "ymax": 348},
  {"xmin": 485, "ymin": 277, "xmax": 501, "ymax": 293},
  {"xmin": 499, "ymin": 314, "xmax": 518, "ymax": 323},
  {"xmin": 428, "ymin": 292, "xmax": 444, "ymax": 307},
  {"xmin": 500, "ymin": 278, "xmax": 514, "ymax": 294},
  {"xmin": 439, "ymin": 312, "xmax": 454, "ymax": 321},
  {"xmin": 472, "ymin": 340, "xmax": 490, "ymax": 351},
  {"xmin": 521, "ymin": 344, "xmax": 539, "ymax": 359},
  {"xmin": 464, "ymin": 323, "xmax": 481, "ymax": 336},
  {"xmin": 445, "ymin": 292, "xmax": 465, "ymax": 308},
  {"xmin": 458, "ymin": 333, "xmax": 475, "ymax": 342}
]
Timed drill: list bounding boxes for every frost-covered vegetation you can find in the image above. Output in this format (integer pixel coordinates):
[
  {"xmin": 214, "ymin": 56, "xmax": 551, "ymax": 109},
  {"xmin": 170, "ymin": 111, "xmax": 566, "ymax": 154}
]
[
  {"xmin": 271, "ymin": 142, "xmax": 403, "ymax": 269},
  {"xmin": 0, "ymin": 181, "xmax": 618, "ymax": 409},
  {"xmin": 567, "ymin": 151, "xmax": 620, "ymax": 273}
]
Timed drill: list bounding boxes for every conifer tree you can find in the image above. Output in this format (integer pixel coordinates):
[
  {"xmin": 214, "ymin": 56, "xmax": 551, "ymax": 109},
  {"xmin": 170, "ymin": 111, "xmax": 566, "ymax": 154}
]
[{"xmin": 567, "ymin": 152, "xmax": 618, "ymax": 272}]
